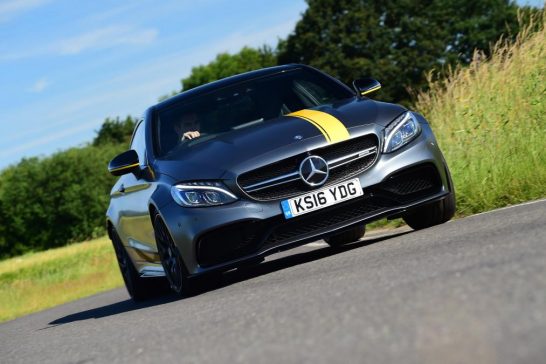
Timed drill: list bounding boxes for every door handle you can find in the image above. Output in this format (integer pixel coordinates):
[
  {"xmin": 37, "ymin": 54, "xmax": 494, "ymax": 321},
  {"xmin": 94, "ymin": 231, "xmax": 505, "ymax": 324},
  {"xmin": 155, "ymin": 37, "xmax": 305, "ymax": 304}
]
[{"xmin": 117, "ymin": 184, "xmax": 125, "ymax": 193}]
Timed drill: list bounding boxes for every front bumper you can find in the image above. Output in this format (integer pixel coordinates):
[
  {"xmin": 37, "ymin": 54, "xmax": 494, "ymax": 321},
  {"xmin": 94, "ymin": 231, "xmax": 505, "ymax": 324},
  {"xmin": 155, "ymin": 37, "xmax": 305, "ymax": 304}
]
[{"xmin": 159, "ymin": 123, "xmax": 453, "ymax": 276}]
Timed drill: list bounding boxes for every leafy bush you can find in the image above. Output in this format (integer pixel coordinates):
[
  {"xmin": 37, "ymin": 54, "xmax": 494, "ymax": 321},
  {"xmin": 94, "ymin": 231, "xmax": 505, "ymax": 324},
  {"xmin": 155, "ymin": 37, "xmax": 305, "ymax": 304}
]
[{"xmin": 0, "ymin": 144, "xmax": 125, "ymax": 258}]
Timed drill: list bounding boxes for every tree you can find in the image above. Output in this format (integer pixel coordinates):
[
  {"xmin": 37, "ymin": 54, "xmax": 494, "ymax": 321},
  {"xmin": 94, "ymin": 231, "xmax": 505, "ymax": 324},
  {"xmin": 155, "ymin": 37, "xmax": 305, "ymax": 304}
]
[
  {"xmin": 278, "ymin": 0, "xmax": 534, "ymax": 104},
  {"xmin": 1, "ymin": 114, "xmax": 136, "ymax": 258},
  {"xmin": 181, "ymin": 46, "xmax": 277, "ymax": 91},
  {"xmin": 93, "ymin": 116, "xmax": 136, "ymax": 146},
  {"xmin": 0, "ymin": 144, "xmax": 124, "ymax": 258}
]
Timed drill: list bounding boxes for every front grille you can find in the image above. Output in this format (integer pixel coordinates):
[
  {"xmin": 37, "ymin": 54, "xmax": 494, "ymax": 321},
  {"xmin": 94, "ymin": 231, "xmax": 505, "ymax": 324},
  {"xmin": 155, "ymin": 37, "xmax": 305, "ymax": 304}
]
[
  {"xmin": 315, "ymin": 135, "xmax": 377, "ymax": 161},
  {"xmin": 236, "ymin": 156, "xmax": 301, "ymax": 188},
  {"xmin": 237, "ymin": 134, "xmax": 379, "ymax": 201}
]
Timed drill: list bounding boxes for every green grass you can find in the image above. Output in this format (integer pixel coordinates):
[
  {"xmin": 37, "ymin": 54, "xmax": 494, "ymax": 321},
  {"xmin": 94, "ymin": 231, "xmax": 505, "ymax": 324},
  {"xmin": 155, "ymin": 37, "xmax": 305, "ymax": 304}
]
[
  {"xmin": 414, "ymin": 15, "xmax": 546, "ymax": 215},
  {"xmin": 0, "ymin": 237, "xmax": 123, "ymax": 323}
]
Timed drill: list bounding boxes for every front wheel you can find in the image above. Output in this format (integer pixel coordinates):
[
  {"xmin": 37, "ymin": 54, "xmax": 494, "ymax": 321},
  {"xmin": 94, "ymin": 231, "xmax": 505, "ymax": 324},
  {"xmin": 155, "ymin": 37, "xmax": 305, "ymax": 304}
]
[
  {"xmin": 153, "ymin": 214, "xmax": 192, "ymax": 296},
  {"xmin": 325, "ymin": 225, "xmax": 366, "ymax": 247},
  {"xmin": 110, "ymin": 228, "xmax": 169, "ymax": 301},
  {"xmin": 403, "ymin": 192, "xmax": 456, "ymax": 230}
]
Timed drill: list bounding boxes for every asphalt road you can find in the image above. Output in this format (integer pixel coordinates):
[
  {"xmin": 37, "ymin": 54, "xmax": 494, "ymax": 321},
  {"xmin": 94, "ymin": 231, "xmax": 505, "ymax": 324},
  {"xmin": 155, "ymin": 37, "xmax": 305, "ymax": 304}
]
[{"xmin": 1, "ymin": 199, "xmax": 545, "ymax": 364}]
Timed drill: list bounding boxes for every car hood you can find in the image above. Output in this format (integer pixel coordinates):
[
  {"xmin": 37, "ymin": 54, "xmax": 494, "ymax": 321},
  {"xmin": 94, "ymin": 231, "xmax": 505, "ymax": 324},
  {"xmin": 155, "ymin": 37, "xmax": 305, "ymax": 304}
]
[{"xmin": 155, "ymin": 97, "xmax": 406, "ymax": 181}]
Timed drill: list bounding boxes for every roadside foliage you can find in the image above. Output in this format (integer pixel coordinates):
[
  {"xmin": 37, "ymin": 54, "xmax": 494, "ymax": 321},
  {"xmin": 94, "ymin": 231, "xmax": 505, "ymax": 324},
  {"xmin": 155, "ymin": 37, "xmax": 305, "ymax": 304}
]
[
  {"xmin": 415, "ymin": 15, "xmax": 546, "ymax": 215},
  {"xmin": 181, "ymin": 46, "xmax": 277, "ymax": 91},
  {"xmin": 0, "ymin": 237, "xmax": 121, "ymax": 322},
  {"xmin": 277, "ymin": 0, "xmax": 534, "ymax": 104},
  {"xmin": 0, "ymin": 144, "xmax": 125, "ymax": 258}
]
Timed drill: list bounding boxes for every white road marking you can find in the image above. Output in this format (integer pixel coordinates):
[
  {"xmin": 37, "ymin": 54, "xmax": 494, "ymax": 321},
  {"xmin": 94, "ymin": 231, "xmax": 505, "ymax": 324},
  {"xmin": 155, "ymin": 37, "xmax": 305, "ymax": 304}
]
[{"xmin": 468, "ymin": 198, "xmax": 546, "ymax": 217}]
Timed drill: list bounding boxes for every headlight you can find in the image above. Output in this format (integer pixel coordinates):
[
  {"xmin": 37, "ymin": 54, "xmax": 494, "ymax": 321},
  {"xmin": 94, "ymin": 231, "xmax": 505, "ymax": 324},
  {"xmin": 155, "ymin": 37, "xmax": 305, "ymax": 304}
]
[
  {"xmin": 171, "ymin": 181, "xmax": 238, "ymax": 207},
  {"xmin": 383, "ymin": 111, "xmax": 422, "ymax": 153}
]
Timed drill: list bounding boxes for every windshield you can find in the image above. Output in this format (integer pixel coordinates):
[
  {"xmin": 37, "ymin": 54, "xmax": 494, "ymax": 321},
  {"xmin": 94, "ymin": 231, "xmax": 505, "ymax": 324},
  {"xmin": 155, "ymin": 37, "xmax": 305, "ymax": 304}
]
[{"xmin": 154, "ymin": 68, "xmax": 354, "ymax": 157}]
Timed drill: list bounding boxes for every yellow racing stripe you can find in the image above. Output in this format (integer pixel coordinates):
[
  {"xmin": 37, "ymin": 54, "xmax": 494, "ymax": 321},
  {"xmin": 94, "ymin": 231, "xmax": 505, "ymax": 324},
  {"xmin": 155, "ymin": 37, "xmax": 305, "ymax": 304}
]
[{"xmin": 288, "ymin": 109, "xmax": 350, "ymax": 144}]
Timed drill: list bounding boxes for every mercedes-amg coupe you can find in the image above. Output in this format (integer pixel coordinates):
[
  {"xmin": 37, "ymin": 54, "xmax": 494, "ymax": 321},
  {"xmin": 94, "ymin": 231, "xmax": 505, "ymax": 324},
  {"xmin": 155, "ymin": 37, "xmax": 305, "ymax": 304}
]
[{"xmin": 107, "ymin": 64, "xmax": 455, "ymax": 299}]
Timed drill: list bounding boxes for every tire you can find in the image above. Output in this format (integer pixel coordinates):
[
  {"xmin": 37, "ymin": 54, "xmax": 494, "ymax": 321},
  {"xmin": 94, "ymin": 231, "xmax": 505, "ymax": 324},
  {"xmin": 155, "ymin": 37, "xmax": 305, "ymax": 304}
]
[
  {"xmin": 192, "ymin": 271, "xmax": 224, "ymax": 292},
  {"xmin": 403, "ymin": 192, "xmax": 456, "ymax": 230},
  {"xmin": 153, "ymin": 214, "xmax": 192, "ymax": 296},
  {"xmin": 325, "ymin": 224, "xmax": 366, "ymax": 247},
  {"xmin": 110, "ymin": 227, "xmax": 170, "ymax": 301}
]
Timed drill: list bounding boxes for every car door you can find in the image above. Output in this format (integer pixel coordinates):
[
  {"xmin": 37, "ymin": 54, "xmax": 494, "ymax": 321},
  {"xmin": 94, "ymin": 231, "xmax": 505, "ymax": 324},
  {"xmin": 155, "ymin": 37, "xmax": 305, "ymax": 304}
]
[{"xmin": 113, "ymin": 119, "xmax": 159, "ymax": 268}]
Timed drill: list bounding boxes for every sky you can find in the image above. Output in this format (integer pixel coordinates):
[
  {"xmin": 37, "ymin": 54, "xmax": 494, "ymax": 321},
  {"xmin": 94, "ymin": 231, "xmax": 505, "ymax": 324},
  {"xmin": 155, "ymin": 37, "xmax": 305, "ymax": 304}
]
[{"xmin": 0, "ymin": 0, "xmax": 543, "ymax": 170}]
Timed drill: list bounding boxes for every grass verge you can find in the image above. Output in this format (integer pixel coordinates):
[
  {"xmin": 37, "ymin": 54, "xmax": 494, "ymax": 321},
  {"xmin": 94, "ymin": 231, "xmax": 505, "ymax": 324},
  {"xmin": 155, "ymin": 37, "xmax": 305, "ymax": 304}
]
[
  {"xmin": 415, "ymin": 14, "xmax": 545, "ymax": 215},
  {"xmin": 0, "ymin": 237, "xmax": 122, "ymax": 323}
]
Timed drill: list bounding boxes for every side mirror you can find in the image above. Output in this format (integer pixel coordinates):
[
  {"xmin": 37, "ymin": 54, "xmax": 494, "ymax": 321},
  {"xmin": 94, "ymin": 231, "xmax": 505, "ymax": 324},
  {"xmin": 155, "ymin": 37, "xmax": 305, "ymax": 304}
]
[
  {"xmin": 353, "ymin": 78, "xmax": 381, "ymax": 97},
  {"xmin": 108, "ymin": 150, "xmax": 140, "ymax": 176}
]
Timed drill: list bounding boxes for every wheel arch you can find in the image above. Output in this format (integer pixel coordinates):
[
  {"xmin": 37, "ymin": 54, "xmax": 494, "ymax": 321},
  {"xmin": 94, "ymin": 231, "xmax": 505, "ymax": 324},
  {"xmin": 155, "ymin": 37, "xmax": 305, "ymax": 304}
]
[{"xmin": 148, "ymin": 202, "xmax": 159, "ymax": 223}]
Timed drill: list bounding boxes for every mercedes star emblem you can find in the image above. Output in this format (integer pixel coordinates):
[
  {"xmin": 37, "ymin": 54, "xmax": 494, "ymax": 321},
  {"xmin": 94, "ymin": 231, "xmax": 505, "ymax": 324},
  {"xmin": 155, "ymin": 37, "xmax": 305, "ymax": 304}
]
[{"xmin": 299, "ymin": 156, "xmax": 329, "ymax": 187}]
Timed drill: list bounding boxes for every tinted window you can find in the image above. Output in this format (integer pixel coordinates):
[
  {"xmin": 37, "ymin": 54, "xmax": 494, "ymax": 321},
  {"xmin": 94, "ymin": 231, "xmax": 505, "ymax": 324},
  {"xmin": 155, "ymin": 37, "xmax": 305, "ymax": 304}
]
[
  {"xmin": 154, "ymin": 68, "xmax": 353, "ymax": 157},
  {"xmin": 130, "ymin": 121, "xmax": 147, "ymax": 164}
]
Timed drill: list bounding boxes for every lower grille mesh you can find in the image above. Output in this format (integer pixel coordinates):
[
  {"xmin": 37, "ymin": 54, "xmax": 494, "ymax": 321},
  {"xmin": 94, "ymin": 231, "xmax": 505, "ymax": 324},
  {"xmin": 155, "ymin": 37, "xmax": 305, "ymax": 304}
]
[
  {"xmin": 379, "ymin": 164, "xmax": 440, "ymax": 196},
  {"xmin": 263, "ymin": 196, "xmax": 393, "ymax": 247}
]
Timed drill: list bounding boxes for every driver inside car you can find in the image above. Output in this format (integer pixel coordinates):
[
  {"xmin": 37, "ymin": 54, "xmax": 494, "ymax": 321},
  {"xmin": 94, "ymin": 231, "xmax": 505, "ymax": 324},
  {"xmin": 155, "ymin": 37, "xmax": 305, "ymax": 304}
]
[{"xmin": 174, "ymin": 112, "xmax": 201, "ymax": 141}]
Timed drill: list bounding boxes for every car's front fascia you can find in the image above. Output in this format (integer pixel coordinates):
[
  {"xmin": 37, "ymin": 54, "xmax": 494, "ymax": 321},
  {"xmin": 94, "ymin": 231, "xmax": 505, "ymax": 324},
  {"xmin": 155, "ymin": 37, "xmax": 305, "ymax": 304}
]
[{"xmin": 153, "ymin": 110, "xmax": 453, "ymax": 276}]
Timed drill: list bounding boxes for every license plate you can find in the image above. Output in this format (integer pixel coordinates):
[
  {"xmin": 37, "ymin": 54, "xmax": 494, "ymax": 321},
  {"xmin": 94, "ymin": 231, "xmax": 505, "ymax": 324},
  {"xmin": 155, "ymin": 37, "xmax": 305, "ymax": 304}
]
[{"xmin": 280, "ymin": 178, "xmax": 363, "ymax": 219}]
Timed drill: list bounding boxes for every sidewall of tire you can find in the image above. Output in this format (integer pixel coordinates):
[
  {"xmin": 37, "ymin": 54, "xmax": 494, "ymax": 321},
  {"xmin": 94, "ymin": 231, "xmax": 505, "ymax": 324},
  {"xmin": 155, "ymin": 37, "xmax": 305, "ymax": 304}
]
[
  {"xmin": 325, "ymin": 225, "xmax": 366, "ymax": 247},
  {"xmin": 403, "ymin": 192, "xmax": 456, "ymax": 230}
]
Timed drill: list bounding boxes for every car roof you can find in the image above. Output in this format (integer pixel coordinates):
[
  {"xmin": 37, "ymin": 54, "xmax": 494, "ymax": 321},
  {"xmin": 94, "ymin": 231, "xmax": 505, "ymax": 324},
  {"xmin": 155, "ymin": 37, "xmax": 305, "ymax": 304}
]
[{"xmin": 151, "ymin": 63, "xmax": 307, "ymax": 112}]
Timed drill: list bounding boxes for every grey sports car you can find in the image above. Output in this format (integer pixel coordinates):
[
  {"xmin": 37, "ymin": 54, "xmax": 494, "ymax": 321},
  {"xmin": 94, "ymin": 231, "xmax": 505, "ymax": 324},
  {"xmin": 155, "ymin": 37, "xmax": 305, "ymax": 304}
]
[{"xmin": 107, "ymin": 64, "xmax": 455, "ymax": 299}]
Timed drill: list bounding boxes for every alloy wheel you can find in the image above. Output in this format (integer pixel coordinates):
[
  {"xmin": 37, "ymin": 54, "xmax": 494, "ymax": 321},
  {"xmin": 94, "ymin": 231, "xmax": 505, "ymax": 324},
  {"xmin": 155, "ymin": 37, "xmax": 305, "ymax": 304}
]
[{"xmin": 154, "ymin": 215, "xmax": 184, "ymax": 293}]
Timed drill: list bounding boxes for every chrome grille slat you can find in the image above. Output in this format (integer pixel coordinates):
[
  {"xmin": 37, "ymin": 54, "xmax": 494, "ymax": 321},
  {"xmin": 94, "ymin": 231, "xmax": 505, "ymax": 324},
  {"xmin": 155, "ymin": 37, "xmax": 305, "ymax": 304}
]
[
  {"xmin": 328, "ymin": 146, "xmax": 377, "ymax": 169},
  {"xmin": 245, "ymin": 172, "xmax": 300, "ymax": 192}
]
